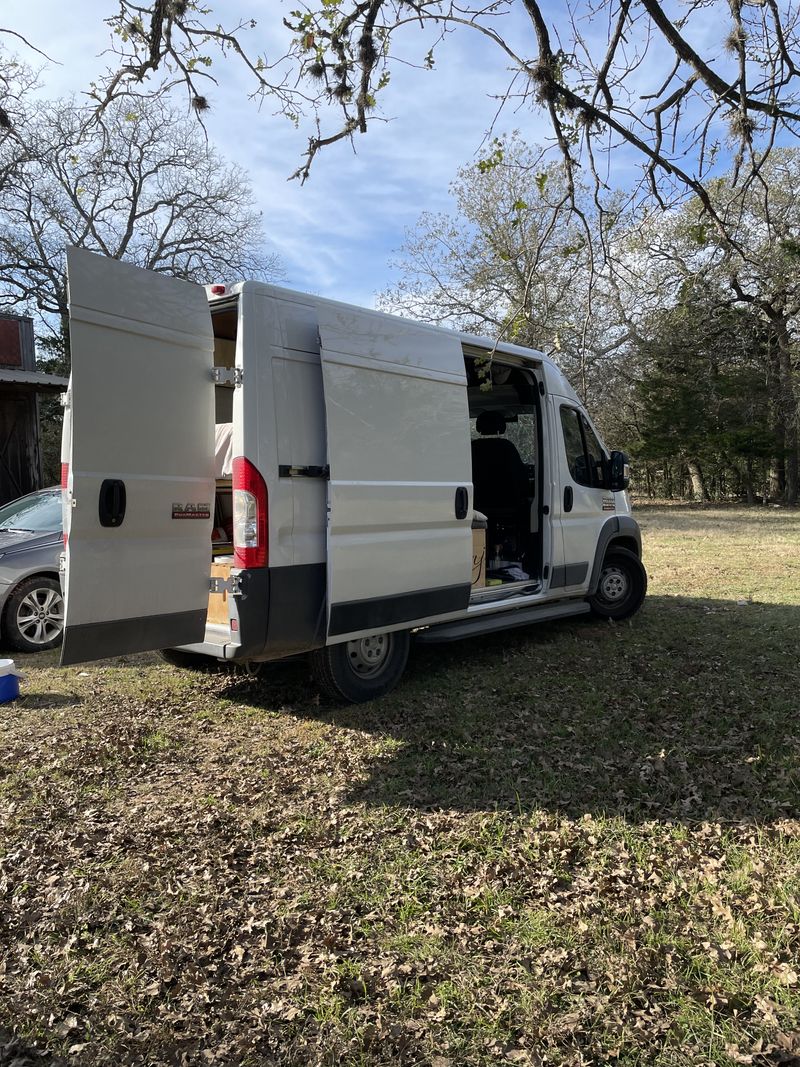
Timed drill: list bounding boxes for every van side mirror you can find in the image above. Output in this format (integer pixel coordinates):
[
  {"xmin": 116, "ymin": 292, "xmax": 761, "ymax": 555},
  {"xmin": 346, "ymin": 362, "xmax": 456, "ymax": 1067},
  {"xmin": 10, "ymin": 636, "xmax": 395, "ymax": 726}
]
[{"xmin": 608, "ymin": 450, "xmax": 630, "ymax": 492}]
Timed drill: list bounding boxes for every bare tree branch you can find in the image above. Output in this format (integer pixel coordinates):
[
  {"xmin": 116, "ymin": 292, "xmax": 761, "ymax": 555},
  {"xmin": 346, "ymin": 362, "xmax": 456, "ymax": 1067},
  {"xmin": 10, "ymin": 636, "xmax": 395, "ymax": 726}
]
[{"xmin": 0, "ymin": 92, "xmax": 281, "ymax": 343}]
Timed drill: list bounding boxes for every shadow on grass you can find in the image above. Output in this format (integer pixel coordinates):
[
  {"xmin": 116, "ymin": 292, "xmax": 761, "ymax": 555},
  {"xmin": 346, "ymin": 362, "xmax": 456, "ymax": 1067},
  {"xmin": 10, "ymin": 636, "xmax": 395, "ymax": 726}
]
[
  {"xmin": 17, "ymin": 691, "xmax": 84, "ymax": 710},
  {"xmin": 0, "ymin": 1027, "xmax": 65, "ymax": 1066},
  {"xmin": 223, "ymin": 594, "xmax": 800, "ymax": 823}
]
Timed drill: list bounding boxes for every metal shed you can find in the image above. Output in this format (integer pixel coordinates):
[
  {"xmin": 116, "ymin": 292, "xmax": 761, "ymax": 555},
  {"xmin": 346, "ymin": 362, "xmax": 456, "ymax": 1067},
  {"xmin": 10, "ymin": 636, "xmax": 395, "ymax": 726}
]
[{"xmin": 0, "ymin": 314, "xmax": 68, "ymax": 506}]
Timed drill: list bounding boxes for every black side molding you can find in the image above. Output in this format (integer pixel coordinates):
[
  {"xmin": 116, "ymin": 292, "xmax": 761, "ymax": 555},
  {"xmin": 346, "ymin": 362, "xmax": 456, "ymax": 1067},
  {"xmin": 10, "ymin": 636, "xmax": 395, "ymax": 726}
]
[
  {"xmin": 329, "ymin": 583, "xmax": 471, "ymax": 637},
  {"xmin": 61, "ymin": 609, "xmax": 207, "ymax": 666},
  {"xmin": 550, "ymin": 562, "xmax": 588, "ymax": 588}
]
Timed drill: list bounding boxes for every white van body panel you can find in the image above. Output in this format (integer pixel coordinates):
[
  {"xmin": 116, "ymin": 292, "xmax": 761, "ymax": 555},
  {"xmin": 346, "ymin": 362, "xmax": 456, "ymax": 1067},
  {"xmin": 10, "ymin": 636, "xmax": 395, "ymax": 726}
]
[
  {"xmin": 317, "ymin": 303, "xmax": 473, "ymax": 640},
  {"xmin": 61, "ymin": 249, "xmax": 215, "ymax": 665}
]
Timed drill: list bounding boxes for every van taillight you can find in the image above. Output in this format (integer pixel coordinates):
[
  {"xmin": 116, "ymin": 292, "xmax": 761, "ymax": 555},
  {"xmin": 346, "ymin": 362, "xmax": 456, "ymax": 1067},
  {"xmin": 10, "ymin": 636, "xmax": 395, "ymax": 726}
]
[{"xmin": 232, "ymin": 456, "xmax": 268, "ymax": 569}]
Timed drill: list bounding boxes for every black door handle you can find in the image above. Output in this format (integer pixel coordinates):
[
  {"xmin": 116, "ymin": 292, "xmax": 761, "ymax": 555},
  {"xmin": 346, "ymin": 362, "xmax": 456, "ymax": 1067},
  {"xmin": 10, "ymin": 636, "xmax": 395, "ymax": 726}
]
[
  {"xmin": 454, "ymin": 486, "xmax": 469, "ymax": 520},
  {"xmin": 564, "ymin": 485, "xmax": 573, "ymax": 513},
  {"xmin": 99, "ymin": 479, "xmax": 127, "ymax": 528}
]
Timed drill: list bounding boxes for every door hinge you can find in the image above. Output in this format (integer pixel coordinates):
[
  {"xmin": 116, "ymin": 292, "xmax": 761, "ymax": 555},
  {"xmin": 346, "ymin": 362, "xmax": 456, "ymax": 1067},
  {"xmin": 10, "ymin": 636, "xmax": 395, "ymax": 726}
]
[
  {"xmin": 210, "ymin": 574, "xmax": 242, "ymax": 596},
  {"xmin": 212, "ymin": 366, "xmax": 243, "ymax": 387},
  {"xmin": 59, "ymin": 390, "xmax": 71, "ymax": 408},
  {"xmin": 278, "ymin": 464, "xmax": 330, "ymax": 479}
]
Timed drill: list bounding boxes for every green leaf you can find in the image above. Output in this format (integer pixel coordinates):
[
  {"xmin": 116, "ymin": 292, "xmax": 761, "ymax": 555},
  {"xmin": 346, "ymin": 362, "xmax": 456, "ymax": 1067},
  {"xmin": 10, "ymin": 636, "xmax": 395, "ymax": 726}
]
[
  {"xmin": 779, "ymin": 236, "xmax": 800, "ymax": 259},
  {"xmin": 477, "ymin": 140, "xmax": 504, "ymax": 174}
]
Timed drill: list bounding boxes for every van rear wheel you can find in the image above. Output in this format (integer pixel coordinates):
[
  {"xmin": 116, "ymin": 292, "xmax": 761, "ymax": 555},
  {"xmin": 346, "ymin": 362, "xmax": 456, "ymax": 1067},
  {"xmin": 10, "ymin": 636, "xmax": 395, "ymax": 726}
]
[
  {"xmin": 310, "ymin": 630, "xmax": 410, "ymax": 704},
  {"xmin": 588, "ymin": 547, "xmax": 647, "ymax": 621}
]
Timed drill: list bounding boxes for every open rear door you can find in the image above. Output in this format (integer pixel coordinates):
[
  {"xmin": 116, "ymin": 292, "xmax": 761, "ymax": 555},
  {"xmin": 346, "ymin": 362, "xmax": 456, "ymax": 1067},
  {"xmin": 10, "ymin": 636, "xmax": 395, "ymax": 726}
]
[
  {"xmin": 60, "ymin": 248, "xmax": 215, "ymax": 665},
  {"xmin": 318, "ymin": 305, "xmax": 473, "ymax": 639}
]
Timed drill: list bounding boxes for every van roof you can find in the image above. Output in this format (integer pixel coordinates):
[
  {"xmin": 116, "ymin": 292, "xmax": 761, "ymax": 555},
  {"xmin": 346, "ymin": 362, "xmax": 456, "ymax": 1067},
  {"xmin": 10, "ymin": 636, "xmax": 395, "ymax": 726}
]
[{"xmin": 206, "ymin": 280, "xmax": 581, "ymax": 404}]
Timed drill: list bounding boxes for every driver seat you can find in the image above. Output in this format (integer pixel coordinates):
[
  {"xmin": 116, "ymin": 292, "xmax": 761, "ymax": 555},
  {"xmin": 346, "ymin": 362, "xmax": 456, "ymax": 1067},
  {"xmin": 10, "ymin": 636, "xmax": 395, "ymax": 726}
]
[{"xmin": 470, "ymin": 412, "xmax": 531, "ymax": 542}]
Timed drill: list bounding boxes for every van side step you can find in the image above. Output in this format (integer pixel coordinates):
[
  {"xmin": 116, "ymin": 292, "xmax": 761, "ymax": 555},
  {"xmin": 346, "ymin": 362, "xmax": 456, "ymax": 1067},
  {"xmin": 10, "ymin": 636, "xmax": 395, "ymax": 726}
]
[{"xmin": 415, "ymin": 599, "xmax": 591, "ymax": 644}]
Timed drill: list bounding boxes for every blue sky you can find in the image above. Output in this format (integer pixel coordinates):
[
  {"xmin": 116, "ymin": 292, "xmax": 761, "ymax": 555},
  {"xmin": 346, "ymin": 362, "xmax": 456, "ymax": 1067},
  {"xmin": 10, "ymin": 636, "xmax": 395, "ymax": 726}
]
[{"xmin": 3, "ymin": 1, "xmax": 553, "ymax": 309}]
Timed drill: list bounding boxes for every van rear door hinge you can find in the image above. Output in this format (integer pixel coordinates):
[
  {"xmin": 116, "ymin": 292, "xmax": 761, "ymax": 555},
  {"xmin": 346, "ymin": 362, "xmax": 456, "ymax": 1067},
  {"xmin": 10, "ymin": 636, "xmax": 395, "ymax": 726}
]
[
  {"xmin": 212, "ymin": 366, "xmax": 243, "ymax": 386},
  {"xmin": 210, "ymin": 574, "xmax": 242, "ymax": 596}
]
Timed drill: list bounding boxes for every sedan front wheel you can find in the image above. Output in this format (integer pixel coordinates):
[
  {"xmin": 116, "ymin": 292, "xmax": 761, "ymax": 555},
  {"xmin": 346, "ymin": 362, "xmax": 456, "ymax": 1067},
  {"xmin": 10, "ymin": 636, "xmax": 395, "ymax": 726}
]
[{"xmin": 5, "ymin": 576, "xmax": 65, "ymax": 652}]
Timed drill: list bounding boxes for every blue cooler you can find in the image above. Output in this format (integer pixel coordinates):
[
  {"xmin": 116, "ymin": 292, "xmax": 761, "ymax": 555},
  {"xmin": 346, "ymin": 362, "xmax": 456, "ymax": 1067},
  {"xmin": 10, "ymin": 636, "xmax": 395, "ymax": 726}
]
[{"xmin": 0, "ymin": 659, "xmax": 22, "ymax": 704}]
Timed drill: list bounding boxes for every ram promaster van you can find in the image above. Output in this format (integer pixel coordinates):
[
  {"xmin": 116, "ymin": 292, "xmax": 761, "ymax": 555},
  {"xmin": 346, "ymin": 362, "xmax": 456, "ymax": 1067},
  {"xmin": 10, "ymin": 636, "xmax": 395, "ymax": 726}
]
[{"xmin": 59, "ymin": 248, "xmax": 645, "ymax": 702}]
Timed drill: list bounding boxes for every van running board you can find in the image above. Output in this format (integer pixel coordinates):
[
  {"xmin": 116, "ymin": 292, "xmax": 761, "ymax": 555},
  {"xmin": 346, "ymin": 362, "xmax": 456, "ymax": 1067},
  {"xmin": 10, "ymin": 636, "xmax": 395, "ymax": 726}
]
[{"xmin": 415, "ymin": 599, "xmax": 591, "ymax": 644}]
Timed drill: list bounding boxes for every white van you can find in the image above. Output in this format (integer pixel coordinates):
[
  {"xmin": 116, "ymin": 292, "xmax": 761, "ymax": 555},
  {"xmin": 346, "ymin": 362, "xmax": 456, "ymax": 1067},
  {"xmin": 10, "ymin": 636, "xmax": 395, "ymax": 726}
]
[{"xmin": 59, "ymin": 248, "xmax": 645, "ymax": 702}]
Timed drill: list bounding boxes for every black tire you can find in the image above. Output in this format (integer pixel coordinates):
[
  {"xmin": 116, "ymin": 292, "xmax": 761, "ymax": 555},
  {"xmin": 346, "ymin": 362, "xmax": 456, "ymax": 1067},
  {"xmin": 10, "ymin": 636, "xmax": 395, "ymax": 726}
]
[
  {"xmin": 4, "ymin": 576, "xmax": 64, "ymax": 653},
  {"xmin": 588, "ymin": 547, "xmax": 647, "ymax": 621},
  {"xmin": 158, "ymin": 648, "xmax": 228, "ymax": 672},
  {"xmin": 310, "ymin": 630, "xmax": 410, "ymax": 704}
]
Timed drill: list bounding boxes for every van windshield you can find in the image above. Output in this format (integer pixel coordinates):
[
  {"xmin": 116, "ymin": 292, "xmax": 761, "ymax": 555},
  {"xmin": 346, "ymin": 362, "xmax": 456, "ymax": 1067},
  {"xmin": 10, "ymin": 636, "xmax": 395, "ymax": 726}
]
[{"xmin": 0, "ymin": 490, "xmax": 62, "ymax": 534}]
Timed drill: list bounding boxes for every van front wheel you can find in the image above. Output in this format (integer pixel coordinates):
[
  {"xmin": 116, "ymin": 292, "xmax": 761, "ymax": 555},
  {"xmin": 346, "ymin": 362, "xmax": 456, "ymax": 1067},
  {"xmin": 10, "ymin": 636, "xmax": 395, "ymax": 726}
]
[
  {"xmin": 588, "ymin": 547, "xmax": 647, "ymax": 621},
  {"xmin": 311, "ymin": 630, "xmax": 410, "ymax": 704}
]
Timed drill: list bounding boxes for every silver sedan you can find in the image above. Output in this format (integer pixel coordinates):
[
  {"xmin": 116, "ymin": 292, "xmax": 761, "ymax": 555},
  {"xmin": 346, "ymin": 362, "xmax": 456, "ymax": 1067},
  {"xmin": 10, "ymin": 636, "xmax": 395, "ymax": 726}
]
[{"xmin": 0, "ymin": 488, "xmax": 64, "ymax": 653}]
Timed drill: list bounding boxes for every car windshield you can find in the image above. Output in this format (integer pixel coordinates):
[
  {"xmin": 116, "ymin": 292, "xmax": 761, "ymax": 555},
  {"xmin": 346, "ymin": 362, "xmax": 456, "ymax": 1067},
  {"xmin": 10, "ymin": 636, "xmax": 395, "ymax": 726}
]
[{"xmin": 0, "ymin": 490, "xmax": 62, "ymax": 534}]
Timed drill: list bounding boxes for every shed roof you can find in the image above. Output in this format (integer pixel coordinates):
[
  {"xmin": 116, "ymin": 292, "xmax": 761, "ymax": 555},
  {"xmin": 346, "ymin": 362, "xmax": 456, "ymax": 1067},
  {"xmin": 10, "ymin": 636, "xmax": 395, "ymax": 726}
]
[{"xmin": 0, "ymin": 368, "xmax": 68, "ymax": 391}]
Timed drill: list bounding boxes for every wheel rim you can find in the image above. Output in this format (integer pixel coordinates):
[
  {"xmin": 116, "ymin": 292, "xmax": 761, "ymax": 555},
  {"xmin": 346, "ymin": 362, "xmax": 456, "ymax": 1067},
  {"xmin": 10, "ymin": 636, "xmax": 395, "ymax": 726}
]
[
  {"xmin": 598, "ymin": 564, "xmax": 629, "ymax": 604},
  {"xmin": 16, "ymin": 587, "xmax": 64, "ymax": 645},
  {"xmin": 346, "ymin": 633, "xmax": 393, "ymax": 678}
]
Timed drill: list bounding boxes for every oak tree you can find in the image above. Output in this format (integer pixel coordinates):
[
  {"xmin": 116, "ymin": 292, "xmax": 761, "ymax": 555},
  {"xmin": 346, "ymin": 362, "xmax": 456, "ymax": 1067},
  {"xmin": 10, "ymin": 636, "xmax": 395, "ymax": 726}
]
[{"xmin": 0, "ymin": 91, "xmax": 279, "ymax": 348}]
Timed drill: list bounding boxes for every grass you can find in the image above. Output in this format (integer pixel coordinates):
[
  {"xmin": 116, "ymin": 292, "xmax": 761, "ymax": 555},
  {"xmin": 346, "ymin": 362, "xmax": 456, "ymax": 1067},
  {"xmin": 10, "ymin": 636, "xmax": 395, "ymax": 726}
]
[{"xmin": 1, "ymin": 505, "xmax": 799, "ymax": 1066}]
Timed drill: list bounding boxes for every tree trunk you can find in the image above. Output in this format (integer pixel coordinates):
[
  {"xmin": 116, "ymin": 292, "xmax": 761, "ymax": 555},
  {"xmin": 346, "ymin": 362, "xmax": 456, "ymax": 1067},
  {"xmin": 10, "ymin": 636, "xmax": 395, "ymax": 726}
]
[
  {"xmin": 744, "ymin": 457, "xmax": 755, "ymax": 505},
  {"xmin": 768, "ymin": 460, "xmax": 785, "ymax": 502},
  {"xmin": 686, "ymin": 459, "xmax": 708, "ymax": 502},
  {"xmin": 765, "ymin": 328, "xmax": 787, "ymax": 502},
  {"xmin": 773, "ymin": 317, "xmax": 798, "ymax": 506}
]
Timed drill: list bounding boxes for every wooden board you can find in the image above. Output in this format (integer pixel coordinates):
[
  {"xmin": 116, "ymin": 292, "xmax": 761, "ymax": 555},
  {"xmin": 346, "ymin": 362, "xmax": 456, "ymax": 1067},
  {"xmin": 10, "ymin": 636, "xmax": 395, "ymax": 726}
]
[
  {"xmin": 207, "ymin": 561, "xmax": 232, "ymax": 626},
  {"xmin": 471, "ymin": 527, "xmax": 486, "ymax": 587}
]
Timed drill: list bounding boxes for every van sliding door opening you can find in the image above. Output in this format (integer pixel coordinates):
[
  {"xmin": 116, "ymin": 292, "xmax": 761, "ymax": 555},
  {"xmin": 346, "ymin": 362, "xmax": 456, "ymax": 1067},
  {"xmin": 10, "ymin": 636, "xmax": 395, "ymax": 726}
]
[{"xmin": 465, "ymin": 356, "xmax": 544, "ymax": 596}]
